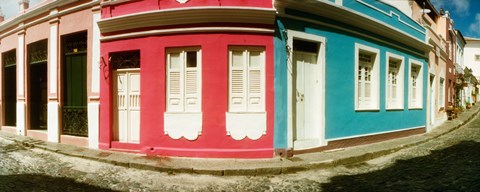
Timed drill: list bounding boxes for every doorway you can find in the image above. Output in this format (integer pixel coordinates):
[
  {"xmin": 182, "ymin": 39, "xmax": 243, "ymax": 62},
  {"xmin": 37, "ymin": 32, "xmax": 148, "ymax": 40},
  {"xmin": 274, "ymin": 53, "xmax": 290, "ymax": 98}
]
[
  {"xmin": 2, "ymin": 50, "xmax": 16, "ymax": 126},
  {"xmin": 28, "ymin": 40, "xmax": 48, "ymax": 130},
  {"xmin": 110, "ymin": 51, "xmax": 141, "ymax": 143},
  {"xmin": 62, "ymin": 32, "xmax": 88, "ymax": 136},
  {"xmin": 292, "ymin": 38, "xmax": 324, "ymax": 150}
]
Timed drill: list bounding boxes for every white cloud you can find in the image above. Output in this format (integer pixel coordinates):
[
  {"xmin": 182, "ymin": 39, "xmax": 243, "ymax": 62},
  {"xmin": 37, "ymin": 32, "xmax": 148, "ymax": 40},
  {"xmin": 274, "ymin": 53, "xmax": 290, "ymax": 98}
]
[
  {"xmin": 430, "ymin": 0, "xmax": 445, "ymax": 10},
  {"xmin": 469, "ymin": 13, "xmax": 480, "ymax": 38},
  {"xmin": 452, "ymin": 0, "xmax": 470, "ymax": 14},
  {"xmin": 431, "ymin": 0, "xmax": 469, "ymax": 16}
]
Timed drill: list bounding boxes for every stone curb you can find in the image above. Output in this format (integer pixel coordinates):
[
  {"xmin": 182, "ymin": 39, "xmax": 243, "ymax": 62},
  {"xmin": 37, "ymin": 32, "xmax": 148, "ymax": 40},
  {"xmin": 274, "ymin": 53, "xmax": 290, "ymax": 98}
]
[{"xmin": 1, "ymin": 106, "xmax": 479, "ymax": 176}]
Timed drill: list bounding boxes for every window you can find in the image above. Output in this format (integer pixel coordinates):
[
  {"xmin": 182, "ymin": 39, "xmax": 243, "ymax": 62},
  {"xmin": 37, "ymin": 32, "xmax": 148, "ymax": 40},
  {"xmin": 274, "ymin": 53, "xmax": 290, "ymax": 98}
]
[
  {"xmin": 166, "ymin": 48, "xmax": 201, "ymax": 112},
  {"xmin": 164, "ymin": 47, "xmax": 202, "ymax": 140},
  {"xmin": 439, "ymin": 78, "xmax": 445, "ymax": 108},
  {"xmin": 228, "ymin": 46, "xmax": 265, "ymax": 112},
  {"xmin": 386, "ymin": 53, "xmax": 404, "ymax": 109},
  {"xmin": 409, "ymin": 59, "xmax": 423, "ymax": 109},
  {"xmin": 475, "ymin": 55, "xmax": 480, "ymax": 61},
  {"xmin": 355, "ymin": 43, "xmax": 380, "ymax": 110},
  {"xmin": 226, "ymin": 46, "xmax": 266, "ymax": 141}
]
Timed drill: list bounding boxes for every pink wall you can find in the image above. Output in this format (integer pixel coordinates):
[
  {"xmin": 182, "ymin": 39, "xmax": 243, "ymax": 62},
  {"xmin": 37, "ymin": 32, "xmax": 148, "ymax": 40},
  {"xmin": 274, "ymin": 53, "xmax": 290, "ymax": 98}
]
[
  {"xmin": 102, "ymin": 0, "xmax": 272, "ymax": 18},
  {"xmin": 100, "ymin": 33, "xmax": 274, "ymax": 158}
]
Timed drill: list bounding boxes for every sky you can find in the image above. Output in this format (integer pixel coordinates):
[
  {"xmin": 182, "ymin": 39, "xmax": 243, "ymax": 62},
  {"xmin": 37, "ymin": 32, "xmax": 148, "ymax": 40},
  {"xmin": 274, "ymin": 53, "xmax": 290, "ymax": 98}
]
[
  {"xmin": 0, "ymin": 0, "xmax": 43, "ymax": 19},
  {"xmin": 0, "ymin": 0, "xmax": 479, "ymax": 38},
  {"xmin": 430, "ymin": 0, "xmax": 480, "ymax": 39}
]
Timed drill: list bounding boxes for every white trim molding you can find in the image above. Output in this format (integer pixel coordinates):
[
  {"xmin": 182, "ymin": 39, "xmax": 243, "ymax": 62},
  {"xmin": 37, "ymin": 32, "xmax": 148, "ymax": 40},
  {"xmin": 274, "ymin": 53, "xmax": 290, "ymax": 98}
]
[
  {"xmin": 101, "ymin": 27, "xmax": 274, "ymax": 42},
  {"xmin": 385, "ymin": 52, "xmax": 405, "ymax": 110},
  {"xmin": 275, "ymin": 0, "xmax": 431, "ymax": 54},
  {"xmin": 354, "ymin": 43, "xmax": 380, "ymax": 111},
  {"xmin": 286, "ymin": 30, "xmax": 327, "ymax": 149},
  {"xmin": 97, "ymin": 6, "xmax": 276, "ymax": 34},
  {"xmin": 408, "ymin": 58, "xmax": 424, "ymax": 109}
]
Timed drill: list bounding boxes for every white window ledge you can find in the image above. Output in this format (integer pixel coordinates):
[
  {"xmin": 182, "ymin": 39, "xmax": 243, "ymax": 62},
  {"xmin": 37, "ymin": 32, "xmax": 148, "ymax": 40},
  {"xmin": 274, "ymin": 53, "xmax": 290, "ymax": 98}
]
[
  {"xmin": 226, "ymin": 112, "xmax": 266, "ymax": 140},
  {"xmin": 164, "ymin": 113, "xmax": 202, "ymax": 140}
]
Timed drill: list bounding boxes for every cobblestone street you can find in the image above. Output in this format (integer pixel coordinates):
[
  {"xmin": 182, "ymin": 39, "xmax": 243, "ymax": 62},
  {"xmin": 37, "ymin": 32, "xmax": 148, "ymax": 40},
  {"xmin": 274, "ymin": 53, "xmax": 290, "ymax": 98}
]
[{"xmin": 2, "ymin": 115, "xmax": 480, "ymax": 191}]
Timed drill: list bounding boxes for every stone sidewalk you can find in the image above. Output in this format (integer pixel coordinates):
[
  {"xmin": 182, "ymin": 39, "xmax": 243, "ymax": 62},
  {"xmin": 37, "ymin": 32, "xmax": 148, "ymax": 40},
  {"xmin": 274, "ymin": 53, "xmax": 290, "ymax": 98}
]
[{"xmin": 1, "ymin": 104, "xmax": 479, "ymax": 176}]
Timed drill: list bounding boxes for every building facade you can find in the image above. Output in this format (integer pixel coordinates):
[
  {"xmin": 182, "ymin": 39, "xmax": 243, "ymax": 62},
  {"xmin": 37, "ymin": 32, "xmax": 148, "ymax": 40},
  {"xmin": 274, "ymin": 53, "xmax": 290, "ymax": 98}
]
[
  {"xmin": 3, "ymin": 0, "xmax": 473, "ymax": 159},
  {"xmin": 411, "ymin": 0, "xmax": 448, "ymax": 130},
  {"xmin": 0, "ymin": 0, "xmax": 101, "ymax": 148},
  {"xmin": 97, "ymin": 0, "xmax": 276, "ymax": 158},
  {"xmin": 273, "ymin": 0, "xmax": 430, "ymax": 155},
  {"xmin": 463, "ymin": 37, "xmax": 480, "ymax": 102}
]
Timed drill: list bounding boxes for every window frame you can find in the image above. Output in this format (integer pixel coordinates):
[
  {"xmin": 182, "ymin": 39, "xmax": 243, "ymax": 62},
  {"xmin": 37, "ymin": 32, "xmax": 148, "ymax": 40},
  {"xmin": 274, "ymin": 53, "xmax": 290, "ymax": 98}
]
[
  {"xmin": 408, "ymin": 59, "xmax": 423, "ymax": 109},
  {"xmin": 439, "ymin": 77, "xmax": 445, "ymax": 109},
  {"xmin": 227, "ymin": 46, "xmax": 266, "ymax": 113},
  {"xmin": 226, "ymin": 45, "xmax": 267, "ymax": 141},
  {"xmin": 385, "ymin": 52, "xmax": 405, "ymax": 110},
  {"xmin": 354, "ymin": 43, "xmax": 380, "ymax": 111},
  {"xmin": 165, "ymin": 47, "xmax": 202, "ymax": 113}
]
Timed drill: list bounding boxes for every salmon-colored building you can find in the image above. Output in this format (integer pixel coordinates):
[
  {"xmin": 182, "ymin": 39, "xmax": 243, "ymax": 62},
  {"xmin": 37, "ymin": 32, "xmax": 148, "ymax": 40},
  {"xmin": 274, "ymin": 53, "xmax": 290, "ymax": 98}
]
[{"xmin": 0, "ymin": 0, "xmax": 101, "ymax": 148}]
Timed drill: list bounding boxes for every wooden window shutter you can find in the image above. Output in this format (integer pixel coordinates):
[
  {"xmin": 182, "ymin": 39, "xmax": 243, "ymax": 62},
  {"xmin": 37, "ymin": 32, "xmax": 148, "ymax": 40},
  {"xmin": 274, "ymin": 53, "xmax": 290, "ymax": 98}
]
[
  {"xmin": 229, "ymin": 50, "xmax": 247, "ymax": 112},
  {"xmin": 167, "ymin": 52, "xmax": 184, "ymax": 112}
]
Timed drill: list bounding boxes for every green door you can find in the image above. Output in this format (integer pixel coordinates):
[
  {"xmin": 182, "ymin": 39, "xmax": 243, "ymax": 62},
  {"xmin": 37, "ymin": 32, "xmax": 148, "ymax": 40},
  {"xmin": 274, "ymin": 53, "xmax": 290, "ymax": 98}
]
[{"xmin": 62, "ymin": 53, "xmax": 88, "ymax": 136}]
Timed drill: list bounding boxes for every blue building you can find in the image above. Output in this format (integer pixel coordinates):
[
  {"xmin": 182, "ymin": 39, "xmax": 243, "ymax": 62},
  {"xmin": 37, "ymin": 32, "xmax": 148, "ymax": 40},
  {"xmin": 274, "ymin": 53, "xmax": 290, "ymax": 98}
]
[{"xmin": 273, "ymin": 0, "xmax": 431, "ymax": 155}]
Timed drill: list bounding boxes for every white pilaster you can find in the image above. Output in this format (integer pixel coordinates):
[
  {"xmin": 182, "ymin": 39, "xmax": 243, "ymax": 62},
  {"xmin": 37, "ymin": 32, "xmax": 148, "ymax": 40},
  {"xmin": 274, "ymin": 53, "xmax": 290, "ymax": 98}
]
[
  {"xmin": 17, "ymin": 32, "xmax": 24, "ymax": 98},
  {"xmin": 16, "ymin": 101, "xmax": 25, "ymax": 135},
  {"xmin": 47, "ymin": 102, "xmax": 59, "ymax": 142},
  {"xmin": 88, "ymin": 7, "xmax": 101, "ymax": 149},
  {"xmin": 91, "ymin": 11, "xmax": 101, "ymax": 93},
  {"xmin": 49, "ymin": 18, "xmax": 58, "ymax": 94},
  {"xmin": 17, "ymin": 31, "xmax": 25, "ymax": 136},
  {"xmin": 88, "ymin": 102, "xmax": 99, "ymax": 149},
  {"xmin": 47, "ymin": 17, "xmax": 60, "ymax": 142}
]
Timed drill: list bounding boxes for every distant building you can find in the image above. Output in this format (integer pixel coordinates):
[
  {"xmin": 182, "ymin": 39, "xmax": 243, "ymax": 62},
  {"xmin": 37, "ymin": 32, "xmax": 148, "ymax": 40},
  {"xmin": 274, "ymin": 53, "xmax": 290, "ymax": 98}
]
[{"xmin": 463, "ymin": 37, "xmax": 480, "ymax": 102}]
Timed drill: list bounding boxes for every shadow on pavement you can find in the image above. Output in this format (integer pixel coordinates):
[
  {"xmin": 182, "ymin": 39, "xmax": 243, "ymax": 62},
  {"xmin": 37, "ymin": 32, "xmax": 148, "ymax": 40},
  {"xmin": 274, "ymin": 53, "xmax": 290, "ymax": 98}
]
[
  {"xmin": 322, "ymin": 141, "xmax": 480, "ymax": 192},
  {"xmin": 0, "ymin": 174, "xmax": 118, "ymax": 192}
]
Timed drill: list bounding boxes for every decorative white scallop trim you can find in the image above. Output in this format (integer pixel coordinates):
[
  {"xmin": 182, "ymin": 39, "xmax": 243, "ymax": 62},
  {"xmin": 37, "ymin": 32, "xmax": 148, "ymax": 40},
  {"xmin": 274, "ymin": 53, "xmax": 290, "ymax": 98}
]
[
  {"xmin": 226, "ymin": 112, "xmax": 266, "ymax": 140},
  {"xmin": 164, "ymin": 113, "xmax": 202, "ymax": 140}
]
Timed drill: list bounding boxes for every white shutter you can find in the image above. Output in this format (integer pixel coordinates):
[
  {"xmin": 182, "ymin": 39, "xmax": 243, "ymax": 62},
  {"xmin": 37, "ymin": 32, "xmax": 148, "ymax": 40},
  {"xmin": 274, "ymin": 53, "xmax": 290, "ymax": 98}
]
[
  {"xmin": 229, "ymin": 50, "xmax": 246, "ymax": 112},
  {"xmin": 167, "ymin": 52, "xmax": 183, "ymax": 112},
  {"xmin": 358, "ymin": 53, "xmax": 372, "ymax": 108},
  {"xmin": 247, "ymin": 50, "xmax": 264, "ymax": 112},
  {"xmin": 185, "ymin": 50, "xmax": 200, "ymax": 112}
]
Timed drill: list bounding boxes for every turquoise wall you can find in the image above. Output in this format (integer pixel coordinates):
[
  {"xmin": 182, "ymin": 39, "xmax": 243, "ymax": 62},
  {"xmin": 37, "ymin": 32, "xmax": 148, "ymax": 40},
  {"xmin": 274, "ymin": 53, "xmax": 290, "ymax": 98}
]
[
  {"xmin": 343, "ymin": 0, "xmax": 426, "ymax": 41},
  {"xmin": 274, "ymin": 14, "xmax": 428, "ymax": 148}
]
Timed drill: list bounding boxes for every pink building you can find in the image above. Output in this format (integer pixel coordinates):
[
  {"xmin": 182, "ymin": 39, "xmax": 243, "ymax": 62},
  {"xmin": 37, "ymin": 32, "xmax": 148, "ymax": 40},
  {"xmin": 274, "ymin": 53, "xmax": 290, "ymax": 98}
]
[{"xmin": 98, "ymin": 0, "xmax": 276, "ymax": 158}]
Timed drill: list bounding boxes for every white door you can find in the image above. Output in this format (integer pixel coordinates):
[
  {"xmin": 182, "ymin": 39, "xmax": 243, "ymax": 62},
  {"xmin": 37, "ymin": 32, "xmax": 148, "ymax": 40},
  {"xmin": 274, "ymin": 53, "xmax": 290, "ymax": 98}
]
[
  {"xmin": 114, "ymin": 70, "xmax": 140, "ymax": 143},
  {"xmin": 293, "ymin": 51, "xmax": 323, "ymax": 150},
  {"xmin": 430, "ymin": 75, "xmax": 435, "ymax": 126}
]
